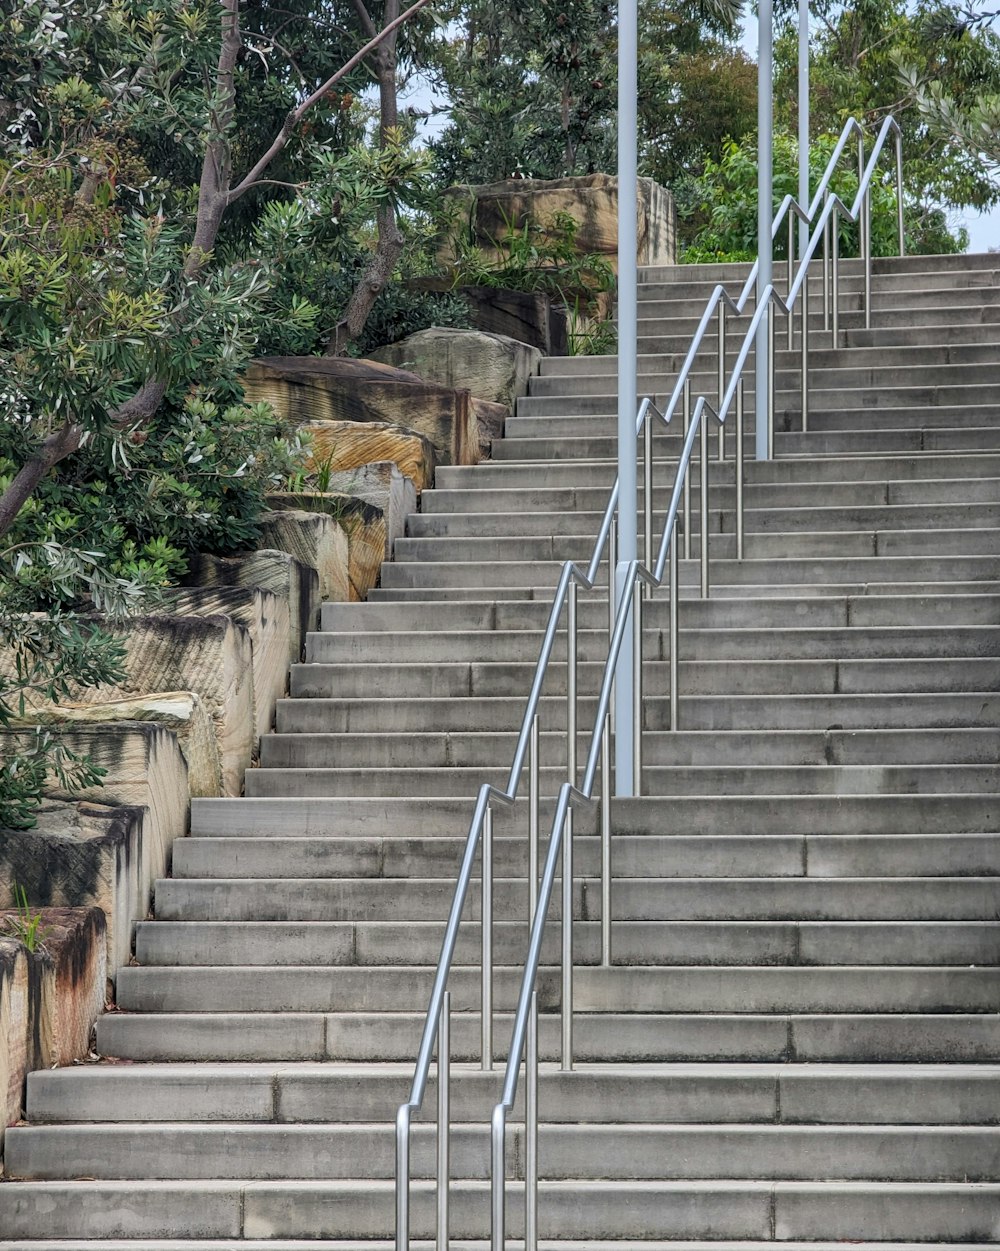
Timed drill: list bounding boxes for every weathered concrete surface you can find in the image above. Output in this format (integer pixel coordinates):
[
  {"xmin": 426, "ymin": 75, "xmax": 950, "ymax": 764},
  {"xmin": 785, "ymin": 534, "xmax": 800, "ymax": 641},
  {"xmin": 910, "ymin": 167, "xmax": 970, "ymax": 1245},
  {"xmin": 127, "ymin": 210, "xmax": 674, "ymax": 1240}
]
[
  {"xmin": 267, "ymin": 494, "xmax": 386, "ymax": 602},
  {"xmin": 246, "ymin": 356, "xmax": 478, "ymax": 468},
  {"xmin": 297, "ymin": 419, "xmax": 436, "ymax": 494},
  {"xmin": 0, "ymin": 803, "xmax": 143, "ymax": 983},
  {"xmin": 371, "ymin": 328, "xmax": 541, "ymax": 410},
  {"xmin": 188, "ymin": 549, "xmax": 319, "ymax": 666}
]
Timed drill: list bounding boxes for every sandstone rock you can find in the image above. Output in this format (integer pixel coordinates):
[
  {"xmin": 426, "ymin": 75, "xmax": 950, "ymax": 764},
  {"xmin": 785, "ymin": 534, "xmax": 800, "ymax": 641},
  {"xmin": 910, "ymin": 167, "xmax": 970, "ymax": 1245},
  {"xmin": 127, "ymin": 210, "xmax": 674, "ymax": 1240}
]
[
  {"xmin": 442, "ymin": 174, "xmax": 677, "ymax": 272},
  {"xmin": 298, "ymin": 419, "xmax": 435, "ymax": 494},
  {"xmin": 267, "ymin": 494, "xmax": 386, "ymax": 602},
  {"xmin": 0, "ymin": 802, "xmax": 144, "ymax": 983},
  {"xmin": 165, "ymin": 586, "xmax": 290, "ymax": 742},
  {"xmin": 246, "ymin": 355, "xmax": 477, "ymax": 467},
  {"xmin": 0, "ymin": 939, "xmax": 28, "ymax": 1140},
  {"xmin": 470, "ymin": 397, "xmax": 508, "ymax": 458},
  {"xmin": 259, "ymin": 510, "xmax": 350, "ymax": 605},
  {"xmin": 188, "ymin": 549, "xmax": 319, "ymax": 665},
  {"xmin": 317, "ymin": 462, "xmax": 416, "ymax": 559},
  {"xmin": 371, "ymin": 328, "xmax": 541, "ymax": 409},
  {"xmin": 455, "ymin": 287, "xmax": 569, "ymax": 357},
  {"xmin": 26, "ymin": 691, "xmax": 222, "ymax": 799}
]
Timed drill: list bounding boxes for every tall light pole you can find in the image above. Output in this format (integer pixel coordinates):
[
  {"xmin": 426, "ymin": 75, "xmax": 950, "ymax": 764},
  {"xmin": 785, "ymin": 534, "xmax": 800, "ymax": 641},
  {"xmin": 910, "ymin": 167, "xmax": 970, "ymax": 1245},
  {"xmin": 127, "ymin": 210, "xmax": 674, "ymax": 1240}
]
[
  {"xmin": 755, "ymin": 0, "xmax": 773, "ymax": 461},
  {"xmin": 615, "ymin": 0, "xmax": 638, "ymax": 794},
  {"xmin": 799, "ymin": 0, "xmax": 810, "ymax": 254}
]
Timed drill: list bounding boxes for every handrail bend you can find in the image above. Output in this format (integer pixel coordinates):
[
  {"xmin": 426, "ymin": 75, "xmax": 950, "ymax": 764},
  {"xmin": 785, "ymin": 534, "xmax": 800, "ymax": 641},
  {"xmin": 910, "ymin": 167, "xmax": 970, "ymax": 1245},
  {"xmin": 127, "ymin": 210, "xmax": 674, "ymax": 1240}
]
[{"xmin": 397, "ymin": 112, "xmax": 906, "ymax": 1251}]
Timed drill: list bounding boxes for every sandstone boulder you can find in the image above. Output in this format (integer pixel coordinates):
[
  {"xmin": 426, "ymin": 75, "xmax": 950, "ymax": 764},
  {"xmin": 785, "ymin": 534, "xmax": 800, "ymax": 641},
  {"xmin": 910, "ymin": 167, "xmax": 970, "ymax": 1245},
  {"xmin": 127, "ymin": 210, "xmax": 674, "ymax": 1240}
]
[
  {"xmin": 0, "ymin": 802, "xmax": 144, "ymax": 983},
  {"xmin": 319, "ymin": 462, "xmax": 416, "ymax": 559},
  {"xmin": 267, "ymin": 493, "xmax": 386, "ymax": 601},
  {"xmin": 188, "ymin": 549, "xmax": 319, "ymax": 665},
  {"xmin": 0, "ymin": 939, "xmax": 28, "ymax": 1140},
  {"xmin": 246, "ymin": 355, "xmax": 478, "ymax": 468},
  {"xmin": 259, "ymin": 510, "xmax": 350, "ymax": 605},
  {"xmin": 371, "ymin": 328, "xmax": 541, "ymax": 410},
  {"xmin": 298, "ymin": 419, "xmax": 435, "ymax": 494},
  {"xmin": 470, "ymin": 397, "xmax": 508, "ymax": 458}
]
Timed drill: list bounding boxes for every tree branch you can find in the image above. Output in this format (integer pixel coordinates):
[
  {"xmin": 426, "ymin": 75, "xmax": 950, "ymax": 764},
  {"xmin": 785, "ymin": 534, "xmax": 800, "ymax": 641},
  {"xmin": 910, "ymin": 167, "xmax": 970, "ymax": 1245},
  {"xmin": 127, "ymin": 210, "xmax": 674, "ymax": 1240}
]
[
  {"xmin": 0, "ymin": 425, "xmax": 83, "ymax": 543},
  {"xmin": 228, "ymin": 0, "xmax": 433, "ymax": 204}
]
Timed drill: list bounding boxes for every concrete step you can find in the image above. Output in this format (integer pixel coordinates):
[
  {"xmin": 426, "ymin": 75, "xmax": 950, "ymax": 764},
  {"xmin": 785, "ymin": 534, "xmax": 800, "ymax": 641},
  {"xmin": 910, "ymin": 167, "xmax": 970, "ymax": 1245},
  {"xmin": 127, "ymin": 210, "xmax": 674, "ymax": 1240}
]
[
  {"xmin": 276, "ymin": 692, "xmax": 1000, "ymax": 735},
  {"xmin": 94, "ymin": 1009, "xmax": 1000, "ymax": 1064},
  {"xmin": 169, "ymin": 831, "xmax": 1000, "ymax": 882},
  {"xmin": 1, "ymin": 1178, "xmax": 997, "ymax": 1241},
  {"xmin": 0, "ymin": 1243, "xmax": 997, "ymax": 1251},
  {"xmin": 22, "ymin": 1062, "xmax": 1000, "ymax": 1125},
  {"xmin": 133, "ymin": 919, "xmax": 1000, "ymax": 969},
  {"xmin": 149, "ymin": 877, "xmax": 1000, "ymax": 926},
  {"xmin": 8, "ymin": 1120, "xmax": 1000, "ymax": 1182}
]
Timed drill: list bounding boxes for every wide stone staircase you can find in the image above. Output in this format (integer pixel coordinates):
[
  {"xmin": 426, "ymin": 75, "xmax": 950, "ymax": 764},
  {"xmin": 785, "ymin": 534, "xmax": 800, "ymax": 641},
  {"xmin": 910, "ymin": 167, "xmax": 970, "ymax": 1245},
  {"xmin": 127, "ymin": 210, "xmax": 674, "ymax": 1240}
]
[{"xmin": 1, "ymin": 251, "xmax": 998, "ymax": 1248}]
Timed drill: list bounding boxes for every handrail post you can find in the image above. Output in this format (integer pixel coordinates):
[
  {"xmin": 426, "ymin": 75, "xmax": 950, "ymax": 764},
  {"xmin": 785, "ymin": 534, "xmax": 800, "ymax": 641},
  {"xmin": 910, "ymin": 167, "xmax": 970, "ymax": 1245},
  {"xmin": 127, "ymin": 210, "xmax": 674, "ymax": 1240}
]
[
  {"xmin": 601, "ymin": 713, "xmax": 612, "ymax": 964},
  {"xmin": 529, "ymin": 714, "xmax": 540, "ymax": 923},
  {"xmin": 895, "ymin": 131, "xmax": 905, "ymax": 256},
  {"xmin": 563, "ymin": 581, "xmax": 577, "ymax": 1072},
  {"xmin": 736, "ymin": 381, "xmax": 745, "ymax": 562},
  {"xmin": 767, "ymin": 306, "xmax": 776, "ymax": 461},
  {"xmin": 717, "ymin": 302, "xmax": 726, "ymax": 461},
  {"xmin": 436, "ymin": 991, "xmax": 451, "ymax": 1251},
  {"xmin": 482, "ymin": 805, "xmax": 493, "ymax": 1071},
  {"xmin": 396, "ymin": 1106, "xmax": 411, "ymax": 1251},
  {"xmin": 632, "ymin": 580, "xmax": 642, "ymax": 793},
  {"xmin": 608, "ymin": 517, "xmax": 617, "ymax": 736},
  {"xmin": 832, "ymin": 204, "xmax": 840, "ymax": 343},
  {"xmin": 491, "ymin": 1107, "xmax": 505, "ymax": 1251},
  {"xmin": 682, "ymin": 381, "xmax": 692, "ymax": 560},
  {"xmin": 787, "ymin": 214, "xmax": 795, "ymax": 350},
  {"xmin": 669, "ymin": 518, "xmax": 679, "ymax": 730},
  {"xmin": 525, "ymin": 990, "xmax": 539, "ymax": 1251},
  {"xmin": 822, "ymin": 190, "xmax": 831, "ymax": 332},
  {"xmin": 699, "ymin": 409, "xmax": 710, "ymax": 598},
  {"xmin": 801, "ymin": 260, "xmax": 809, "ymax": 433},
  {"xmin": 643, "ymin": 409, "xmax": 653, "ymax": 597},
  {"xmin": 858, "ymin": 131, "xmax": 871, "ymax": 329}
]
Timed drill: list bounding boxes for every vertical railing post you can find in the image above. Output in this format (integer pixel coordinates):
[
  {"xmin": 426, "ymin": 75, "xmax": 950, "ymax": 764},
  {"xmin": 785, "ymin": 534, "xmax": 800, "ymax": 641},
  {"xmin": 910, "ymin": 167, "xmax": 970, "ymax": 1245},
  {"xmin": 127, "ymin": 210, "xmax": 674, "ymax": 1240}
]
[
  {"xmin": 699, "ymin": 408, "xmax": 709, "ymax": 599},
  {"xmin": 823, "ymin": 191, "xmax": 831, "ymax": 332},
  {"xmin": 529, "ymin": 714, "xmax": 540, "ymax": 923},
  {"xmin": 482, "ymin": 805, "xmax": 493, "ymax": 1071},
  {"xmin": 832, "ymin": 205, "xmax": 840, "ymax": 343},
  {"xmin": 632, "ymin": 580, "xmax": 642, "ymax": 793},
  {"xmin": 682, "ymin": 381, "xmax": 692, "ymax": 560},
  {"xmin": 643, "ymin": 409, "xmax": 653, "ymax": 597},
  {"xmin": 562, "ymin": 580, "xmax": 577, "ymax": 1072},
  {"xmin": 436, "ymin": 991, "xmax": 450, "ymax": 1251},
  {"xmin": 859, "ymin": 132, "xmax": 871, "ymax": 330},
  {"xmin": 525, "ymin": 990, "xmax": 539, "ymax": 1251},
  {"xmin": 800, "ymin": 260, "xmax": 809, "ymax": 432},
  {"xmin": 608, "ymin": 517, "xmax": 617, "ymax": 736},
  {"xmin": 396, "ymin": 1107, "xmax": 411, "ymax": 1251},
  {"xmin": 736, "ymin": 381, "xmax": 745, "ymax": 563},
  {"xmin": 895, "ymin": 131, "xmax": 905, "ymax": 256},
  {"xmin": 767, "ymin": 306, "xmax": 776, "ymax": 461},
  {"xmin": 787, "ymin": 214, "xmax": 795, "ymax": 350},
  {"xmin": 717, "ymin": 302, "xmax": 726, "ymax": 461},
  {"xmin": 601, "ymin": 713, "xmax": 612, "ymax": 965},
  {"xmin": 491, "ymin": 1108, "xmax": 505, "ymax": 1251},
  {"xmin": 669, "ymin": 517, "xmax": 679, "ymax": 730}
]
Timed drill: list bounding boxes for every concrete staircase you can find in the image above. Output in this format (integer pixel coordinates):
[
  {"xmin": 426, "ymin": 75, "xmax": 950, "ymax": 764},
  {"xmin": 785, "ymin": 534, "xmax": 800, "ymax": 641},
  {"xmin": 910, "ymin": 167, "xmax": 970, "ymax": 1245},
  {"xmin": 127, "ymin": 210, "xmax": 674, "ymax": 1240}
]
[{"xmin": 1, "ymin": 252, "xmax": 998, "ymax": 1248}]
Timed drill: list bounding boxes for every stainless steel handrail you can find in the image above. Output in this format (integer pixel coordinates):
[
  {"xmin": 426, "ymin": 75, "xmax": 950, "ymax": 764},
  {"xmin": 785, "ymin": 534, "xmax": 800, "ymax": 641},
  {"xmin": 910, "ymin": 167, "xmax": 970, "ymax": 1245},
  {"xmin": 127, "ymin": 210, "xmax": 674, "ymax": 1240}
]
[{"xmin": 484, "ymin": 114, "xmax": 906, "ymax": 1251}]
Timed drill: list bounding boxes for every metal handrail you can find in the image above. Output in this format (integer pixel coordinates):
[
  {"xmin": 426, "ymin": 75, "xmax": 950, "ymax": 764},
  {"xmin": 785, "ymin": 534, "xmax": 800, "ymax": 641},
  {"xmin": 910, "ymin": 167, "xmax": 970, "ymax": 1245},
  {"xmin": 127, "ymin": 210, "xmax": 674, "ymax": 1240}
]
[
  {"xmin": 396, "ymin": 113, "xmax": 905, "ymax": 1251},
  {"xmin": 485, "ymin": 114, "xmax": 906, "ymax": 1251}
]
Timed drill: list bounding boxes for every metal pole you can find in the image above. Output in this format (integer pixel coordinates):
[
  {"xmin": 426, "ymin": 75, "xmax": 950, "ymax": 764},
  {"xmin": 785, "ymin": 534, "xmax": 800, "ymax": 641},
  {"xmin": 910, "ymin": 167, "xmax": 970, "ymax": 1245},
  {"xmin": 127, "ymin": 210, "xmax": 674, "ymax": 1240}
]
[
  {"xmin": 632, "ymin": 581, "xmax": 642, "ymax": 792},
  {"xmin": 798, "ymin": 0, "xmax": 810, "ymax": 255},
  {"xmin": 481, "ymin": 806, "xmax": 493, "ymax": 1070},
  {"xmin": 643, "ymin": 410, "xmax": 653, "ymax": 596},
  {"xmin": 567, "ymin": 579, "xmax": 577, "ymax": 786},
  {"xmin": 822, "ymin": 192, "xmax": 830, "ymax": 332},
  {"xmin": 615, "ymin": 0, "xmax": 639, "ymax": 796},
  {"xmin": 717, "ymin": 303, "xmax": 726, "ymax": 461},
  {"xmin": 787, "ymin": 214, "xmax": 795, "ymax": 351},
  {"xmin": 669, "ymin": 519, "xmax": 679, "ymax": 730},
  {"xmin": 736, "ymin": 381, "xmax": 745, "ymax": 562},
  {"xmin": 682, "ymin": 381, "xmax": 692, "ymax": 560},
  {"xmin": 529, "ymin": 714, "xmax": 540, "ymax": 923},
  {"xmin": 896, "ymin": 132, "xmax": 905, "ymax": 256},
  {"xmin": 767, "ymin": 310, "xmax": 776, "ymax": 461},
  {"xmin": 608, "ymin": 516, "xmax": 617, "ymax": 736},
  {"xmin": 601, "ymin": 714, "xmax": 612, "ymax": 965},
  {"xmin": 436, "ymin": 991, "xmax": 450, "ymax": 1251},
  {"xmin": 397, "ymin": 1108, "xmax": 410, "ymax": 1251},
  {"xmin": 832, "ymin": 205, "xmax": 840, "ymax": 343},
  {"xmin": 561, "ymin": 802, "xmax": 574, "ymax": 1071},
  {"xmin": 700, "ymin": 409, "xmax": 710, "ymax": 598},
  {"xmin": 858, "ymin": 132, "xmax": 870, "ymax": 330},
  {"xmin": 755, "ymin": 0, "xmax": 774, "ymax": 461},
  {"xmin": 525, "ymin": 991, "xmax": 538, "ymax": 1251},
  {"xmin": 800, "ymin": 263, "xmax": 809, "ymax": 432}
]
